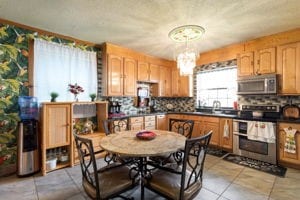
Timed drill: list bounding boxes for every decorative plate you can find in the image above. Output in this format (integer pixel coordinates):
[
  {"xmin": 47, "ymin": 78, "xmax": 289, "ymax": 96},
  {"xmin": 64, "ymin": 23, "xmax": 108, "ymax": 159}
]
[
  {"xmin": 166, "ymin": 103, "xmax": 173, "ymax": 110},
  {"xmin": 136, "ymin": 130, "xmax": 156, "ymax": 140}
]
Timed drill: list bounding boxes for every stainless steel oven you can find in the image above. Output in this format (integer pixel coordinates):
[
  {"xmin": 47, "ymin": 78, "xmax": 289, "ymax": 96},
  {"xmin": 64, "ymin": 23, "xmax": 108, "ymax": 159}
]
[{"xmin": 233, "ymin": 119, "xmax": 277, "ymax": 164}]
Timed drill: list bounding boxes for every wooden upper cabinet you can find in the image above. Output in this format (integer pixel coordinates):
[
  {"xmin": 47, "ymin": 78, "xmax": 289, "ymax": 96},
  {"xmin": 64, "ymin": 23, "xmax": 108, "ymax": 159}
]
[
  {"xmin": 171, "ymin": 67, "xmax": 192, "ymax": 97},
  {"xmin": 277, "ymin": 42, "xmax": 300, "ymax": 95},
  {"xmin": 159, "ymin": 66, "xmax": 171, "ymax": 97},
  {"xmin": 237, "ymin": 52, "xmax": 254, "ymax": 76},
  {"xmin": 107, "ymin": 54, "xmax": 123, "ymax": 96},
  {"xmin": 149, "ymin": 64, "xmax": 160, "ymax": 82},
  {"xmin": 106, "ymin": 54, "xmax": 137, "ymax": 96},
  {"xmin": 137, "ymin": 61, "xmax": 149, "ymax": 81},
  {"xmin": 171, "ymin": 67, "xmax": 180, "ymax": 97},
  {"xmin": 123, "ymin": 57, "xmax": 137, "ymax": 96},
  {"xmin": 254, "ymin": 47, "xmax": 276, "ymax": 75},
  {"xmin": 137, "ymin": 62, "xmax": 160, "ymax": 82},
  {"xmin": 237, "ymin": 47, "xmax": 276, "ymax": 77}
]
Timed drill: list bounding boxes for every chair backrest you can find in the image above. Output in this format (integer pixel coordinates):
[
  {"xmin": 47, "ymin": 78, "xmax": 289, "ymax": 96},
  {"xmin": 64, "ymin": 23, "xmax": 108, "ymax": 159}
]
[
  {"xmin": 102, "ymin": 118, "xmax": 129, "ymax": 135},
  {"xmin": 169, "ymin": 118, "xmax": 194, "ymax": 139},
  {"xmin": 73, "ymin": 133, "xmax": 101, "ymax": 199},
  {"xmin": 180, "ymin": 130, "xmax": 212, "ymax": 199}
]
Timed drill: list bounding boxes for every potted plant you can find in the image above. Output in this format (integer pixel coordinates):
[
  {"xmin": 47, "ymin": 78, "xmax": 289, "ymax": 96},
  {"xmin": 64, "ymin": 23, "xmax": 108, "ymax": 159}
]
[
  {"xmin": 50, "ymin": 92, "xmax": 59, "ymax": 102},
  {"xmin": 89, "ymin": 93, "xmax": 96, "ymax": 102}
]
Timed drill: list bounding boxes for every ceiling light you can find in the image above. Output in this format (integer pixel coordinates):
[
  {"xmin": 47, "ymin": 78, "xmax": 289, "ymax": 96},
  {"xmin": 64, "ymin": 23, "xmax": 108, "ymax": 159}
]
[{"xmin": 169, "ymin": 25, "xmax": 205, "ymax": 76}]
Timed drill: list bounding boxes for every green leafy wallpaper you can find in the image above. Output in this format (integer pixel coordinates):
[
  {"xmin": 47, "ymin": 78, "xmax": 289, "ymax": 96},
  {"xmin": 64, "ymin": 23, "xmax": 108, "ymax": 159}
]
[{"xmin": 0, "ymin": 22, "xmax": 97, "ymax": 176}]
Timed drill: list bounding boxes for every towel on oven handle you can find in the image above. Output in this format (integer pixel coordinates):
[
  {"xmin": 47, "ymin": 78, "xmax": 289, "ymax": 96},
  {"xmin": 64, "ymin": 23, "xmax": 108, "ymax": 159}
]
[{"xmin": 247, "ymin": 121, "xmax": 275, "ymax": 143}]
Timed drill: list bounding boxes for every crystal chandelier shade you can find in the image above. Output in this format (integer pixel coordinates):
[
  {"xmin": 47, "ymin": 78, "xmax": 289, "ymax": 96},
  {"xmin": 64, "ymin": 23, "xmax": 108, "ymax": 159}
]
[{"xmin": 169, "ymin": 25, "xmax": 205, "ymax": 76}]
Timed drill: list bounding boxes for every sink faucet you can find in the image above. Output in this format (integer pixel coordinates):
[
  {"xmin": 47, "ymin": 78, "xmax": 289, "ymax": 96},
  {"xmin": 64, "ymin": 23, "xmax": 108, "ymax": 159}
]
[{"xmin": 212, "ymin": 100, "xmax": 221, "ymax": 112}]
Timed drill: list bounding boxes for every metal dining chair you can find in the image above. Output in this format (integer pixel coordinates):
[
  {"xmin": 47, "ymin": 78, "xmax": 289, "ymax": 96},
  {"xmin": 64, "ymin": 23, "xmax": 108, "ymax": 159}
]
[
  {"xmin": 73, "ymin": 132, "xmax": 138, "ymax": 200},
  {"xmin": 145, "ymin": 131, "xmax": 212, "ymax": 200},
  {"xmin": 149, "ymin": 118, "xmax": 195, "ymax": 166},
  {"xmin": 102, "ymin": 118, "xmax": 135, "ymax": 165}
]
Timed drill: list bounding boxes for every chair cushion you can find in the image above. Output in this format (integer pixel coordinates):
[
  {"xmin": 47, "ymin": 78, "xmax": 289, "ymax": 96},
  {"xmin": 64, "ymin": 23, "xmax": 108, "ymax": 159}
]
[
  {"xmin": 83, "ymin": 165, "xmax": 135, "ymax": 199},
  {"xmin": 146, "ymin": 169, "xmax": 202, "ymax": 200}
]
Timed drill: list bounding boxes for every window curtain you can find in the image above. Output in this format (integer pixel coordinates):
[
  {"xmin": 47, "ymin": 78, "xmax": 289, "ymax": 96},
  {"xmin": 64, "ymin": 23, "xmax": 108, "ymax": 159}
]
[{"xmin": 33, "ymin": 38, "xmax": 97, "ymax": 103}]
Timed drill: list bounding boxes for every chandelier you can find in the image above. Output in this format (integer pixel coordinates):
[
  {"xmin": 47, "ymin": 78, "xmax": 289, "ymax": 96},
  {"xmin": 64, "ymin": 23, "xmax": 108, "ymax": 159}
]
[{"xmin": 168, "ymin": 25, "xmax": 205, "ymax": 76}]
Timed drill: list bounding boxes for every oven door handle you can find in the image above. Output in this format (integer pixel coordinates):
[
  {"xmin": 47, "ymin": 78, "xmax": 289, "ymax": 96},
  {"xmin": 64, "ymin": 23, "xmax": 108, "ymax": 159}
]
[{"xmin": 233, "ymin": 132, "xmax": 247, "ymax": 137}]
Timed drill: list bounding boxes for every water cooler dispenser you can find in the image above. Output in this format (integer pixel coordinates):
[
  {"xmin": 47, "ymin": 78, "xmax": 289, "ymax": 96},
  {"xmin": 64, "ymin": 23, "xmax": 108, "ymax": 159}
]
[{"xmin": 17, "ymin": 96, "xmax": 40, "ymax": 176}]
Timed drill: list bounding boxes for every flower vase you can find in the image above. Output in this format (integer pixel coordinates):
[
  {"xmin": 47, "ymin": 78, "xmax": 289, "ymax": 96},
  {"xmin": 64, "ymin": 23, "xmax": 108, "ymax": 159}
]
[{"xmin": 74, "ymin": 94, "xmax": 78, "ymax": 102}]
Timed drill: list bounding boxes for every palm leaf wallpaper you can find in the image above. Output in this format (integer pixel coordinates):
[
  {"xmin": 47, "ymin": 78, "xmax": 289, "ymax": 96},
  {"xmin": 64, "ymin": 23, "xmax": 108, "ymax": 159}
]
[{"xmin": 0, "ymin": 22, "xmax": 97, "ymax": 176}]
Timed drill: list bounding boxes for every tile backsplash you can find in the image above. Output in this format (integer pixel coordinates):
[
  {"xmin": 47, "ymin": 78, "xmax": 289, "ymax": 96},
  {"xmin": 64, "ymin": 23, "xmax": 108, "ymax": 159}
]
[{"xmin": 238, "ymin": 95, "xmax": 300, "ymax": 108}]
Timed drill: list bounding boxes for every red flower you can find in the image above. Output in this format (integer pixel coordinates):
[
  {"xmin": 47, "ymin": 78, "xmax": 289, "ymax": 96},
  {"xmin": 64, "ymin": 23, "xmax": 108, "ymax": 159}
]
[{"xmin": 68, "ymin": 83, "xmax": 84, "ymax": 95}]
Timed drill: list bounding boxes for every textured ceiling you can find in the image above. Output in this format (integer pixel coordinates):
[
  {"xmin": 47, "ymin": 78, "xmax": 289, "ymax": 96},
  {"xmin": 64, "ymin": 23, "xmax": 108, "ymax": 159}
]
[{"xmin": 1, "ymin": 0, "xmax": 300, "ymax": 60}]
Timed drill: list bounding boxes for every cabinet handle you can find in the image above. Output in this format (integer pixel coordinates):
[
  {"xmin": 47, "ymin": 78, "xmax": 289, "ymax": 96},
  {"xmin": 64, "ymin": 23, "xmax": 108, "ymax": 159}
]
[{"xmin": 257, "ymin": 59, "xmax": 260, "ymax": 65}]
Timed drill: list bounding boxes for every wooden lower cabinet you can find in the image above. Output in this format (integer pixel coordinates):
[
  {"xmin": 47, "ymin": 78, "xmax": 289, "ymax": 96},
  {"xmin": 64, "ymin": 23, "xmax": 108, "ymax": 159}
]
[
  {"xmin": 156, "ymin": 114, "xmax": 167, "ymax": 130},
  {"xmin": 129, "ymin": 116, "xmax": 144, "ymax": 130},
  {"xmin": 219, "ymin": 118, "xmax": 233, "ymax": 151},
  {"xmin": 144, "ymin": 115, "xmax": 156, "ymax": 130},
  {"xmin": 202, "ymin": 117, "xmax": 220, "ymax": 146},
  {"xmin": 182, "ymin": 115, "xmax": 202, "ymax": 138},
  {"xmin": 278, "ymin": 122, "xmax": 300, "ymax": 169}
]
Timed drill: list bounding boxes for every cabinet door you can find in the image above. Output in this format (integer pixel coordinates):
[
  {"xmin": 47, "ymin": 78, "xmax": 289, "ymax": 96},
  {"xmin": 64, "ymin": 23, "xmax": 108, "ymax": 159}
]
[
  {"xmin": 179, "ymin": 75, "xmax": 192, "ymax": 97},
  {"xmin": 45, "ymin": 104, "xmax": 71, "ymax": 148},
  {"xmin": 149, "ymin": 64, "xmax": 160, "ymax": 82},
  {"xmin": 184, "ymin": 115, "xmax": 202, "ymax": 138},
  {"xmin": 255, "ymin": 47, "xmax": 276, "ymax": 75},
  {"xmin": 171, "ymin": 68, "xmax": 180, "ymax": 97},
  {"xmin": 107, "ymin": 54, "xmax": 123, "ymax": 96},
  {"xmin": 237, "ymin": 52, "xmax": 254, "ymax": 77},
  {"xmin": 130, "ymin": 117, "xmax": 144, "ymax": 130},
  {"xmin": 219, "ymin": 118, "xmax": 233, "ymax": 151},
  {"xmin": 278, "ymin": 123, "xmax": 300, "ymax": 166},
  {"xmin": 202, "ymin": 117, "xmax": 220, "ymax": 146},
  {"xmin": 156, "ymin": 115, "xmax": 167, "ymax": 130},
  {"xmin": 123, "ymin": 57, "xmax": 137, "ymax": 96},
  {"xmin": 277, "ymin": 42, "xmax": 300, "ymax": 94},
  {"xmin": 137, "ymin": 61, "xmax": 149, "ymax": 81},
  {"xmin": 159, "ymin": 66, "xmax": 172, "ymax": 97}
]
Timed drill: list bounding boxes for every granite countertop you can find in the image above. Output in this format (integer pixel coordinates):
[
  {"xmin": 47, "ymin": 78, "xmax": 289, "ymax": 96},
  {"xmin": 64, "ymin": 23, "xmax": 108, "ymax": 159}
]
[{"xmin": 108, "ymin": 111, "xmax": 300, "ymax": 123}]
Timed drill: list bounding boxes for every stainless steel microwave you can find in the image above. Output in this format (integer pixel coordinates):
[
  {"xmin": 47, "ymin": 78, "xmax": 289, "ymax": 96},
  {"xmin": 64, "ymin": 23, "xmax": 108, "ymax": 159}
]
[{"xmin": 237, "ymin": 74, "xmax": 277, "ymax": 95}]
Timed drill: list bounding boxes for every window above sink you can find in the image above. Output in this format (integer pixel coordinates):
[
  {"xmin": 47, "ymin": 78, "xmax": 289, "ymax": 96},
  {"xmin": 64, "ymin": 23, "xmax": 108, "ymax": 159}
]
[{"xmin": 196, "ymin": 66, "xmax": 237, "ymax": 108}]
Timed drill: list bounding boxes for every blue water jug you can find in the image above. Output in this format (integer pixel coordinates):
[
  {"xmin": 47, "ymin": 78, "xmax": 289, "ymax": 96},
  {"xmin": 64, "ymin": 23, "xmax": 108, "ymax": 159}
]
[{"xmin": 18, "ymin": 96, "xmax": 38, "ymax": 119}]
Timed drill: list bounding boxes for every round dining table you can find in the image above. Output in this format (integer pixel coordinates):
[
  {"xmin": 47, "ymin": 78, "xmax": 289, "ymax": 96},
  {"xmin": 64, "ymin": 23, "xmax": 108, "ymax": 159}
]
[{"xmin": 99, "ymin": 130, "xmax": 186, "ymax": 200}]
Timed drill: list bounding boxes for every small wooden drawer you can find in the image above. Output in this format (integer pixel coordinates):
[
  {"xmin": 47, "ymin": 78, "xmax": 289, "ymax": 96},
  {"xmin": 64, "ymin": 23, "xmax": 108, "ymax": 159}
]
[
  {"xmin": 145, "ymin": 115, "xmax": 155, "ymax": 122},
  {"xmin": 145, "ymin": 121, "xmax": 155, "ymax": 127},
  {"xmin": 130, "ymin": 117, "xmax": 143, "ymax": 123}
]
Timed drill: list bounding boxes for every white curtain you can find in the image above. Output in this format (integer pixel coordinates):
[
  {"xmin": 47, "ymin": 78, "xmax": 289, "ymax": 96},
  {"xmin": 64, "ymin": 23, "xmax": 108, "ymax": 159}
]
[{"xmin": 33, "ymin": 38, "xmax": 97, "ymax": 103}]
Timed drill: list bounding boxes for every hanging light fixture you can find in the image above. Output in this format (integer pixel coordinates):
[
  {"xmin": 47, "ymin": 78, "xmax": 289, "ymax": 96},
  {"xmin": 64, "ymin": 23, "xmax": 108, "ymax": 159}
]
[{"xmin": 168, "ymin": 25, "xmax": 205, "ymax": 76}]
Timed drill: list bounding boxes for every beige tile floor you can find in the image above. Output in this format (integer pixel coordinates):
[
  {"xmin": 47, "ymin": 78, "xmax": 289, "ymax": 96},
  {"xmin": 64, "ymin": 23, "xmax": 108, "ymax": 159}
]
[{"xmin": 0, "ymin": 154, "xmax": 299, "ymax": 200}]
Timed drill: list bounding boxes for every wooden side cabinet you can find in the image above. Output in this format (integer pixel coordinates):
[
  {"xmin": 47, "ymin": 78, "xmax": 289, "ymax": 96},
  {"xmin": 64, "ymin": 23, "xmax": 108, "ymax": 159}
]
[
  {"xmin": 278, "ymin": 122, "xmax": 300, "ymax": 169},
  {"xmin": 219, "ymin": 118, "xmax": 233, "ymax": 151},
  {"xmin": 41, "ymin": 101, "xmax": 108, "ymax": 175},
  {"xmin": 41, "ymin": 103, "xmax": 72, "ymax": 175}
]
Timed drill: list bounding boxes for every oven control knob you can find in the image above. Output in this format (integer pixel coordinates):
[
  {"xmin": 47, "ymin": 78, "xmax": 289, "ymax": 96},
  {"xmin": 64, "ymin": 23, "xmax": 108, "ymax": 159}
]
[{"xmin": 267, "ymin": 106, "xmax": 271, "ymax": 110}]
